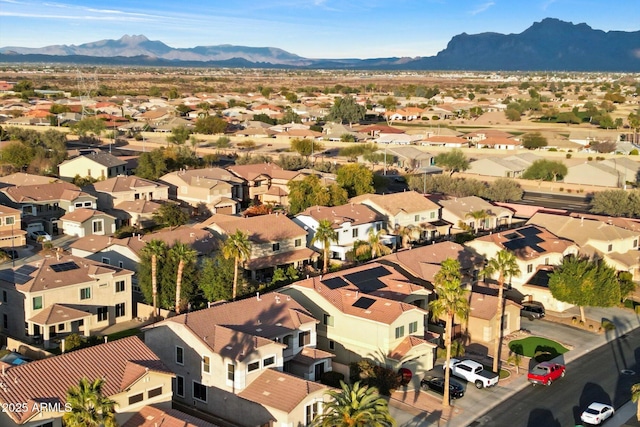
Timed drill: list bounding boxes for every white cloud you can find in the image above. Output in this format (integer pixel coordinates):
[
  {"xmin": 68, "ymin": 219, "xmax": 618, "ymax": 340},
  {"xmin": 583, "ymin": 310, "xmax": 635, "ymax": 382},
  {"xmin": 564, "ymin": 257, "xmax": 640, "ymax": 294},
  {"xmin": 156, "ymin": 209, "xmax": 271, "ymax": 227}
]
[{"xmin": 469, "ymin": 1, "xmax": 495, "ymax": 15}]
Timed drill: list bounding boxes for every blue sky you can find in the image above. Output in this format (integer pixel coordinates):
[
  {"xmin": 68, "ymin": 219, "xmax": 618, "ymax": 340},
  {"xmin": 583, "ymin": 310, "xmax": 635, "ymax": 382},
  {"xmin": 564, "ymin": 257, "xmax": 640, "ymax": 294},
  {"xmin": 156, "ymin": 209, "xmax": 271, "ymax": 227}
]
[{"xmin": 1, "ymin": 0, "xmax": 638, "ymax": 59}]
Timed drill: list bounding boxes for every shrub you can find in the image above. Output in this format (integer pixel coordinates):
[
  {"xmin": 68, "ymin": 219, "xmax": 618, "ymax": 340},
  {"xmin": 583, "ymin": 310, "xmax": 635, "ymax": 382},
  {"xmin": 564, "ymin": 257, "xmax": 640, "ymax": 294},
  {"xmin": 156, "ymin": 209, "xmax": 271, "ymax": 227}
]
[
  {"xmin": 630, "ymin": 149, "xmax": 639, "ymax": 156},
  {"xmin": 548, "ymin": 147, "xmax": 558, "ymax": 152},
  {"xmin": 565, "ymin": 153, "xmax": 572, "ymax": 159},
  {"xmin": 63, "ymin": 333, "xmax": 83, "ymax": 352},
  {"xmin": 559, "ymin": 187, "xmax": 564, "ymax": 192},
  {"xmin": 588, "ymin": 156, "xmax": 593, "ymax": 161},
  {"xmin": 571, "ymin": 317, "xmax": 578, "ymax": 324},
  {"xmin": 320, "ymin": 371, "xmax": 345, "ymax": 388},
  {"xmin": 601, "ymin": 319, "xmax": 616, "ymax": 331}
]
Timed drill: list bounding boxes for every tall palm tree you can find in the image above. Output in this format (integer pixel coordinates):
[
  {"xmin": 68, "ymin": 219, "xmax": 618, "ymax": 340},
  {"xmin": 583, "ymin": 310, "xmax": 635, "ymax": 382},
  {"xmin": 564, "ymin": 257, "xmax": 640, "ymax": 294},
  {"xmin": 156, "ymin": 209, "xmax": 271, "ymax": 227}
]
[
  {"xmin": 465, "ymin": 209, "xmax": 489, "ymax": 233},
  {"xmin": 311, "ymin": 381, "xmax": 395, "ymax": 427},
  {"xmin": 141, "ymin": 239, "xmax": 167, "ymax": 320},
  {"xmin": 632, "ymin": 383, "xmax": 640, "ymax": 421},
  {"xmin": 169, "ymin": 242, "xmax": 197, "ymax": 314},
  {"xmin": 356, "ymin": 227, "xmax": 392, "ymax": 259},
  {"xmin": 62, "ymin": 377, "xmax": 117, "ymax": 427},
  {"xmin": 222, "ymin": 229, "xmax": 251, "ymax": 301},
  {"xmin": 311, "ymin": 219, "xmax": 338, "ymax": 273},
  {"xmin": 481, "ymin": 249, "xmax": 521, "ymax": 373},
  {"xmin": 429, "ymin": 258, "xmax": 470, "ymax": 408}
]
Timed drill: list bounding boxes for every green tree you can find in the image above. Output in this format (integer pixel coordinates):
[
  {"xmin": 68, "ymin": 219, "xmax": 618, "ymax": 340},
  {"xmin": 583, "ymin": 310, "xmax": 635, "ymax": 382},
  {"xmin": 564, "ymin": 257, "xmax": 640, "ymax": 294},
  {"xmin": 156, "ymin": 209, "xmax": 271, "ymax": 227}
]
[
  {"xmin": 355, "ymin": 227, "xmax": 391, "ymax": 260},
  {"xmin": 135, "ymin": 149, "xmax": 168, "ymax": 181},
  {"xmin": 0, "ymin": 141, "xmax": 34, "ymax": 171},
  {"xmin": 521, "ymin": 132, "xmax": 548, "ymax": 150},
  {"xmin": 72, "ymin": 117, "xmax": 106, "ymax": 138},
  {"xmin": 311, "ymin": 381, "xmax": 395, "ymax": 427},
  {"xmin": 311, "ymin": 219, "xmax": 338, "ymax": 273},
  {"xmin": 505, "ymin": 108, "xmax": 522, "ymax": 121},
  {"xmin": 481, "ymin": 249, "xmax": 521, "ymax": 373},
  {"xmin": 291, "ymin": 138, "xmax": 323, "ymax": 157},
  {"xmin": 169, "ymin": 242, "xmax": 197, "ymax": 314},
  {"xmin": 141, "ymin": 240, "xmax": 167, "ymax": 320},
  {"xmin": 166, "ymin": 125, "xmax": 192, "ymax": 145},
  {"xmin": 464, "ymin": 210, "xmax": 489, "ymax": 233},
  {"xmin": 199, "ymin": 254, "xmax": 236, "ymax": 302},
  {"xmin": 590, "ymin": 189, "xmax": 639, "ymax": 217},
  {"xmin": 279, "ymin": 107, "xmax": 302, "ymax": 124},
  {"xmin": 153, "ymin": 203, "xmax": 188, "ymax": 230},
  {"xmin": 632, "ymin": 383, "xmax": 640, "ymax": 422},
  {"xmin": 194, "ymin": 116, "xmax": 227, "ymax": 135},
  {"xmin": 326, "ymin": 95, "xmax": 366, "ymax": 126},
  {"xmin": 62, "ymin": 378, "xmax": 117, "ymax": 427},
  {"xmin": 429, "ymin": 258, "xmax": 469, "ymax": 407},
  {"xmin": 548, "ymin": 255, "xmax": 621, "ymax": 323},
  {"xmin": 287, "ymin": 174, "xmax": 347, "ymax": 214},
  {"xmin": 222, "ymin": 230, "xmax": 252, "ymax": 301},
  {"xmin": 522, "ymin": 159, "xmax": 568, "ymax": 182},
  {"xmin": 337, "ymin": 163, "xmax": 374, "ymax": 198},
  {"xmin": 484, "ymin": 178, "xmax": 523, "ymax": 202},
  {"xmin": 434, "ymin": 149, "xmax": 469, "ymax": 176}
]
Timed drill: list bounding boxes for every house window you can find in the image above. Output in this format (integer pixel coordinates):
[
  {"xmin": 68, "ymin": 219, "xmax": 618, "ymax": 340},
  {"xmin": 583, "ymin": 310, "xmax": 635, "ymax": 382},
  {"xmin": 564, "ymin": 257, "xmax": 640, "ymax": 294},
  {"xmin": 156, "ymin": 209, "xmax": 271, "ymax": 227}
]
[
  {"xmin": 298, "ymin": 330, "xmax": 311, "ymax": 347},
  {"xmin": 415, "ymin": 215, "xmax": 420, "ymax": 222},
  {"xmin": 376, "ymin": 223, "xmax": 382, "ymax": 231},
  {"xmin": 395, "ymin": 326, "xmax": 405, "ymax": 339},
  {"xmin": 2, "ymin": 290, "xmax": 7, "ymax": 303},
  {"xmin": 5, "ymin": 216, "xmax": 14, "ymax": 225},
  {"xmin": 430, "ymin": 211, "xmax": 436, "ymax": 219},
  {"xmin": 97, "ymin": 306, "xmax": 108, "ymax": 322},
  {"xmin": 295, "ymin": 238, "xmax": 302, "ymax": 247},
  {"xmin": 352, "ymin": 229, "xmax": 359, "ymax": 238},
  {"xmin": 148, "ymin": 386, "xmax": 162, "ymax": 399},
  {"xmin": 83, "ymin": 201, "xmax": 92, "ymax": 207},
  {"xmin": 409, "ymin": 321, "xmax": 418, "ymax": 334},
  {"xmin": 93, "ymin": 220, "xmax": 104, "ymax": 234},
  {"xmin": 227, "ymin": 363, "xmax": 235, "ymax": 382},
  {"xmin": 128, "ymin": 393, "xmax": 143, "ymax": 405},
  {"xmin": 3, "ymin": 314, "xmax": 7, "ymax": 329},
  {"xmin": 57, "ymin": 323, "xmax": 64, "ymax": 332},
  {"xmin": 115, "ymin": 280, "xmax": 125, "ymax": 293},
  {"xmin": 323, "ymin": 313, "xmax": 334, "ymax": 327},
  {"xmin": 193, "ymin": 382, "xmax": 207, "ymax": 402},
  {"xmin": 305, "ymin": 401, "xmax": 322, "ymax": 425},
  {"xmin": 175, "ymin": 376, "xmax": 185, "ymax": 397},
  {"xmin": 118, "ymin": 261, "xmax": 124, "ymax": 268},
  {"xmin": 248, "ymin": 361, "xmax": 260, "ymax": 372},
  {"xmin": 80, "ymin": 287, "xmax": 91, "ymax": 300},
  {"xmin": 134, "ymin": 193, "xmax": 140, "ymax": 200},
  {"xmin": 263, "ymin": 356, "xmax": 275, "ymax": 367},
  {"xmin": 634, "ymin": 239, "xmax": 638, "ymax": 248},
  {"xmin": 283, "ymin": 335, "xmax": 292, "ymax": 349},
  {"xmin": 75, "ymin": 202, "xmax": 83, "ymax": 208},
  {"xmin": 202, "ymin": 356, "xmax": 210, "ymax": 373},
  {"xmin": 176, "ymin": 346, "xmax": 184, "ymax": 365},
  {"xmin": 115, "ymin": 302, "xmax": 125, "ymax": 318},
  {"xmin": 272, "ymin": 242, "xmax": 280, "ymax": 252},
  {"xmin": 608, "ymin": 244, "xmax": 613, "ymax": 252},
  {"xmin": 527, "ymin": 264, "xmax": 533, "ymax": 274},
  {"xmin": 33, "ymin": 296, "xmax": 43, "ymax": 310},
  {"xmin": 101, "ymin": 257, "xmax": 111, "ymax": 265}
]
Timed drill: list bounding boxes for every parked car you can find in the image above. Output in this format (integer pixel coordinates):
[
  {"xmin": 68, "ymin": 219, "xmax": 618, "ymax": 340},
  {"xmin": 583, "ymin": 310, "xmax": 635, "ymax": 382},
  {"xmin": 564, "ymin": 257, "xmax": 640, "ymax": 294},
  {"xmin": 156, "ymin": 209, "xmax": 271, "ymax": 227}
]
[
  {"xmin": 527, "ymin": 362, "xmax": 565, "ymax": 386},
  {"xmin": 444, "ymin": 358, "xmax": 499, "ymax": 389},
  {"xmin": 580, "ymin": 402, "xmax": 614, "ymax": 425},
  {"xmin": 521, "ymin": 301, "xmax": 545, "ymax": 320},
  {"xmin": 420, "ymin": 376, "xmax": 465, "ymax": 399},
  {"xmin": 28, "ymin": 230, "xmax": 52, "ymax": 242}
]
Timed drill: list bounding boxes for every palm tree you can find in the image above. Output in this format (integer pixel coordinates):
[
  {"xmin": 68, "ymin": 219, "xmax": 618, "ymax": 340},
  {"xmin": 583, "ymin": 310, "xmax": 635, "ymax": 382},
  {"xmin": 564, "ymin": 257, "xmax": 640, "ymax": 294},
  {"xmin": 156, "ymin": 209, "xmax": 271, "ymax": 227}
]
[
  {"xmin": 356, "ymin": 227, "xmax": 392, "ymax": 260},
  {"xmin": 169, "ymin": 242, "xmax": 197, "ymax": 314},
  {"xmin": 311, "ymin": 219, "xmax": 338, "ymax": 273},
  {"xmin": 141, "ymin": 239, "xmax": 167, "ymax": 320},
  {"xmin": 465, "ymin": 209, "xmax": 489, "ymax": 233},
  {"xmin": 632, "ymin": 383, "xmax": 640, "ymax": 421},
  {"xmin": 311, "ymin": 381, "xmax": 395, "ymax": 427},
  {"xmin": 481, "ymin": 249, "xmax": 521, "ymax": 373},
  {"xmin": 429, "ymin": 258, "xmax": 470, "ymax": 408},
  {"xmin": 62, "ymin": 377, "xmax": 117, "ymax": 427},
  {"xmin": 222, "ymin": 229, "xmax": 251, "ymax": 301}
]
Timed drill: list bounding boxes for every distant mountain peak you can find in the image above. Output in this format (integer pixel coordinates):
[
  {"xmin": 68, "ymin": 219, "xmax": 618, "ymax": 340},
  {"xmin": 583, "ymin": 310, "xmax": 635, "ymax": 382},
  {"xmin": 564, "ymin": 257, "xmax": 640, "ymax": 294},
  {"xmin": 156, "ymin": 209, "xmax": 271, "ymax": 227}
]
[{"xmin": 119, "ymin": 34, "xmax": 150, "ymax": 44}]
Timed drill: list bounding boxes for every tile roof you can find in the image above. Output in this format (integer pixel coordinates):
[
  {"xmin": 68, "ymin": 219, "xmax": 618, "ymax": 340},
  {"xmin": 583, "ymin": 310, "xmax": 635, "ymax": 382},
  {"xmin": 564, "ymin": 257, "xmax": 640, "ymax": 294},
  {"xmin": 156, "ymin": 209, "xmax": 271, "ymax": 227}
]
[
  {"xmin": 244, "ymin": 247, "xmax": 319, "ymax": 270},
  {"xmin": 0, "ymin": 336, "xmax": 172, "ymax": 425},
  {"xmin": 226, "ymin": 163, "xmax": 301, "ymax": 181},
  {"xmin": 0, "ymin": 204, "xmax": 20, "ymax": 216},
  {"xmin": 439, "ymin": 196, "xmax": 513, "ymax": 219},
  {"xmin": 237, "ymin": 369, "xmax": 327, "ymax": 414},
  {"xmin": 388, "ymin": 335, "xmax": 435, "ymax": 360},
  {"xmin": 161, "ymin": 168, "xmax": 244, "ymax": 187},
  {"xmin": 62, "ymin": 151, "xmax": 127, "ymax": 167},
  {"xmin": 350, "ymin": 191, "xmax": 439, "ymax": 217},
  {"xmin": 0, "ymin": 173, "xmax": 61, "ymax": 187},
  {"xmin": 92, "ymin": 175, "xmax": 168, "ymax": 193},
  {"xmin": 115, "ymin": 199, "xmax": 163, "ymax": 214},
  {"xmin": 2, "ymin": 182, "xmax": 86, "ymax": 203},
  {"xmin": 291, "ymin": 347, "xmax": 335, "ymax": 366},
  {"xmin": 200, "ymin": 213, "xmax": 306, "ymax": 243},
  {"xmin": 28, "ymin": 303, "xmax": 92, "ymax": 325},
  {"xmin": 469, "ymin": 292, "xmax": 520, "ymax": 320},
  {"xmin": 297, "ymin": 204, "xmax": 384, "ymax": 227},
  {"xmin": 122, "ymin": 405, "xmax": 220, "ymax": 427},
  {"xmin": 60, "ymin": 208, "xmax": 114, "ymax": 223}
]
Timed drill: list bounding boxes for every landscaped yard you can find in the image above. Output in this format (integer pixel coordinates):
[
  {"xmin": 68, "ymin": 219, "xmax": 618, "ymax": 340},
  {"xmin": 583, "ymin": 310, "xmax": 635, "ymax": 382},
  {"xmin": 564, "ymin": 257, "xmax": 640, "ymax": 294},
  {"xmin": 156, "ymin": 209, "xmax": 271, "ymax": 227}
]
[{"xmin": 508, "ymin": 336, "xmax": 569, "ymax": 362}]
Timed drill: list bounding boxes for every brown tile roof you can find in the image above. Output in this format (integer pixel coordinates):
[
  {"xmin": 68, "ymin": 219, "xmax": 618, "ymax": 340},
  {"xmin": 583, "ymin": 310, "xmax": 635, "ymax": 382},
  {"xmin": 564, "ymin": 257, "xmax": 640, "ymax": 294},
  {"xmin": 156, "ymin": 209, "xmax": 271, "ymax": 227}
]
[
  {"xmin": 201, "ymin": 213, "xmax": 306, "ymax": 243},
  {"xmin": 2, "ymin": 182, "xmax": 84, "ymax": 203},
  {"xmin": 291, "ymin": 347, "xmax": 335, "ymax": 366},
  {"xmin": 226, "ymin": 163, "xmax": 300, "ymax": 181},
  {"xmin": 480, "ymin": 137, "xmax": 521, "ymax": 146},
  {"xmin": 568, "ymin": 212, "xmax": 640, "ymax": 232},
  {"xmin": 0, "ymin": 173, "xmax": 61, "ymax": 187},
  {"xmin": 359, "ymin": 125, "xmax": 405, "ymax": 134},
  {"xmin": 28, "ymin": 303, "xmax": 92, "ymax": 325},
  {"xmin": 471, "ymin": 225, "xmax": 575, "ymax": 261},
  {"xmin": 0, "ymin": 336, "xmax": 172, "ymax": 425},
  {"xmin": 245, "ymin": 247, "xmax": 319, "ymax": 270},
  {"xmin": 115, "ymin": 199, "xmax": 163, "ymax": 214},
  {"xmin": 60, "ymin": 208, "xmax": 114, "ymax": 223},
  {"xmin": 388, "ymin": 335, "xmax": 435, "ymax": 360},
  {"xmin": 237, "ymin": 369, "xmax": 327, "ymax": 414},
  {"xmin": 439, "ymin": 196, "xmax": 513, "ymax": 219},
  {"xmin": 0, "ymin": 204, "xmax": 20, "ymax": 216},
  {"xmin": 161, "ymin": 168, "xmax": 243, "ymax": 187},
  {"xmin": 350, "ymin": 191, "xmax": 439, "ymax": 216},
  {"xmin": 122, "ymin": 405, "xmax": 220, "ymax": 427},
  {"xmin": 93, "ymin": 175, "xmax": 168, "ymax": 193},
  {"xmin": 297, "ymin": 204, "xmax": 384, "ymax": 227},
  {"xmin": 468, "ymin": 292, "xmax": 519, "ymax": 320}
]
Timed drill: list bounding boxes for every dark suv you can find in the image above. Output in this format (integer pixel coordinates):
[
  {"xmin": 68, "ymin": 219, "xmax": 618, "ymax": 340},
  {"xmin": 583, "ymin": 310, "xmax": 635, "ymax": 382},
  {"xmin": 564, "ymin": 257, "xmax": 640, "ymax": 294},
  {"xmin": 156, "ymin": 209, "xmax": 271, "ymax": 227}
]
[{"xmin": 521, "ymin": 302, "xmax": 545, "ymax": 320}]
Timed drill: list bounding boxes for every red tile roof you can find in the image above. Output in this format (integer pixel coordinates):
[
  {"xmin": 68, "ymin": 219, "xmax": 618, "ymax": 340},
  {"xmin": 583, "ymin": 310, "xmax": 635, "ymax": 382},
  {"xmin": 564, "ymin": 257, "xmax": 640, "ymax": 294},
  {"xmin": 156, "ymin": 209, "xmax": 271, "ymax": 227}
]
[
  {"xmin": 122, "ymin": 405, "xmax": 220, "ymax": 427},
  {"xmin": 2, "ymin": 182, "xmax": 84, "ymax": 203}
]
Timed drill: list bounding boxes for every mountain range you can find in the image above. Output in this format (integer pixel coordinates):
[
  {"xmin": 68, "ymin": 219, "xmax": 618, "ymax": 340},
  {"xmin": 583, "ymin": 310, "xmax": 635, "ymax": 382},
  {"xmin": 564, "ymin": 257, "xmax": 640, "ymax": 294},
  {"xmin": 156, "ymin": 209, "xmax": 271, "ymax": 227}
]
[{"xmin": 1, "ymin": 18, "xmax": 639, "ymax": 71}]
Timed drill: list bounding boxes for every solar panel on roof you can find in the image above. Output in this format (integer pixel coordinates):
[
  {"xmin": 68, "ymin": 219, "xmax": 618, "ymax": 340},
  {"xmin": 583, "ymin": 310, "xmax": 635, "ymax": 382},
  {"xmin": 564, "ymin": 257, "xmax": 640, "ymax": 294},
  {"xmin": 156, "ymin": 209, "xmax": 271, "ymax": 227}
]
[
  {"xmin": 321, "ymin": 277, "xmax": 349, "ymax": 290},
  {"xmin": 0, "ymin": 264, "xmax": 38, "ymax": 284},
  {"xmin": 50, "ymin": 261, "xmax": 80, "ymax": 273},
  {"xmin": 344, "ymin": 266, "xmax": 391, "ymax": 293},
  {"xmin": 352, "ymin": 297, "xmax": 376, "ymax": 310}
]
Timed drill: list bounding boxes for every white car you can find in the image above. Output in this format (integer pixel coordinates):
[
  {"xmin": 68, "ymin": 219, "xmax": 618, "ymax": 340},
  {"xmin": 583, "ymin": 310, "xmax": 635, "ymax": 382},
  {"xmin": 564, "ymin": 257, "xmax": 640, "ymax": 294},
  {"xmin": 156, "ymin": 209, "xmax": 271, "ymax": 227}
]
[
  {"xmin": 29, "ymin": 230, "xmax": 52, "ymax": 242},
  {"xmin": 580, "ymin": 402, "xmax": 614, "ymax": 425}
]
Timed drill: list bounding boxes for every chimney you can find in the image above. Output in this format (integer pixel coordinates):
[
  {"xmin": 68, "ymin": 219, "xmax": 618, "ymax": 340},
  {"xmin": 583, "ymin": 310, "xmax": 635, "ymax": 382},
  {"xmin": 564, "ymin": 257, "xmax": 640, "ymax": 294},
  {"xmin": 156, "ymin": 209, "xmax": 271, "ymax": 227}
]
[
  {"xmin": 56, "ymin": 252, "xmax": 61, "ymax": 261},
  {"xmin": 138, "ymin": 234, "xmax": 142, "ymax": 241},
  {"xmin": 355, "ymin": 291, "xmax": 359, "ymax": 299}
]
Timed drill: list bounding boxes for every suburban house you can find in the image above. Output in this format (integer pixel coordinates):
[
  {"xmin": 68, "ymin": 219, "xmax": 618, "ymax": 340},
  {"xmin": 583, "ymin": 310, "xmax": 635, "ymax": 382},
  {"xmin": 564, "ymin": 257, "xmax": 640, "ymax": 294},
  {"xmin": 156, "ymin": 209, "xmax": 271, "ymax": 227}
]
[
  {"xmin": 564, "ymin": 157, "xmax": 640, "ymax": 188},
  {"xmin": 294, "ymin": 204, "xmax": 387, "ymax": 261},
  {"xmin": 160, "ymin": 168, "xmax": 244, "ymax": 215},
  {"xmin": 467, "ymin": 153, "xmax": 542, "ymax": 178},
  {"xmin": 143, "ymin": 292, "xmax": 332, "ymax": 427},
  {"xmin": 527, "ymin": 212, "xmax": 640, "ymax": 280},
  {"xmin": 58, "ymin": 151, "xmax": 128, "ymax": 181},
  {"xmin": 122, "ymin": 405, "xmax": 220, "ymax": 427},
  {"xmin": 280, "ymin": 262, "xmax": 437, "ymax": 380},
  {"xmin": 0, "ymin": 182, "xmax": 97, "ymax": 237},
  {"xmin": 198, "ymin": 213, "xmax": 318, "ymax": 281},
  {"xmin": 465, "ymin": 291, "xmax": 523, "ymax": 344},
  {"xmin": 420, "ymin": 135, "xmax": 469, "ymax": 148},
  {"xmin": 89, "ymin": 175, "xmax": 170, "ymax": 209},
  {"xmin": 475, "ymin": 136, "xmax": 522, "ymax": 150},
  {"xmin": 377, "ymin": 146, "xmax": 436, "ymax": 170},
  {"xmin": 226, "ymin": 162, "xmax": 305, "ymax": 206},
  {"xmin": 0, "ymin": 255, "xmax": 134, "ymax": 348},
  {"xmin": 0, "ymin": 336, "xmax": 174, "ymax": 427},
  {"xmin": 465, "ymin": 224, "xmax": 579, "ymax": 311},
  {"xmin": 0, "ymin": 205, "xmax": 26, "ymax": 248},
  {"xmin": 438, "ymin": 196, "xmax": 513, "ymax": 234},
  {"xmin": 59, "ymin": 208, "xmax": 117, "ymax": 237},
  {"xmin": 349, "ymin": 191, "xmax": 447, "ymax": 243}
]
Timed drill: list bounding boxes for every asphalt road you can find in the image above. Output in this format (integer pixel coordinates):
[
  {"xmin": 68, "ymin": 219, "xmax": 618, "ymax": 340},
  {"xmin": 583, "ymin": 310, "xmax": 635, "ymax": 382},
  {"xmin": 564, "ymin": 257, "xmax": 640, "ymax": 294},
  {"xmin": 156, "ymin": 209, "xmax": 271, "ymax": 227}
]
[
  {"xmin": 517, "ymin": 191, "xmax": 592, "ymax": 213},
  {"xmin": 470, "ymin": 327, "xmax": 640, "ymax": 427}
]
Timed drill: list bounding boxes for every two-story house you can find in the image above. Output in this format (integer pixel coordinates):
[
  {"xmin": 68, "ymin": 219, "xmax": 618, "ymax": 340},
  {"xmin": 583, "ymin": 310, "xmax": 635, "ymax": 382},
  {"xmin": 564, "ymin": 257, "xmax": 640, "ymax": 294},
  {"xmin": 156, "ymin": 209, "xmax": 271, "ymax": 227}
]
[
  {"xmin": 438, "ymin": 195, "xmax": 513, "ymax": 234},
  {"xmin": 198, "ymin": 213, "xmax": 318, "ymax": 281},
  {"xmin": 0, "ymin": 254, "xmax": 134, "ymax": 348},
  {"xmin": 58, "ymin": 151, "xmax": 128, "ymax": 181},
  {"xmin": 143, "ymin": 292, "xmax": 332, "ymax": 427},
  {"xmin": 59, "ymin": 208, "xmax": 117, "ymax": 237},
  {"xmin": 350, "ymin": 191, "xmax": 447, "ymax": 243},
  {"xmin": 89, "ymin": 175, "xmax": 170, "ymax": 209},
  {"xmin": 0, "ymin": 336, "xmax": 174, "ymax": 427},
  {"xmin": 294, "ymin": 204, "xmax": 387, "ymax": 261},
  {"xmin": 0, "ymin": 205, "xmax": 26, "ymax": 248},
  {"xmin": 281, "ymin": 262, "xmax": 437, "ymax": 379},
  {"xmin": 160, "ymin": 168, "xmax": 244, "ymax": 215},
  {"xmin": 226, "ymin": 162, "xmax": 304, "ymax": 206}
]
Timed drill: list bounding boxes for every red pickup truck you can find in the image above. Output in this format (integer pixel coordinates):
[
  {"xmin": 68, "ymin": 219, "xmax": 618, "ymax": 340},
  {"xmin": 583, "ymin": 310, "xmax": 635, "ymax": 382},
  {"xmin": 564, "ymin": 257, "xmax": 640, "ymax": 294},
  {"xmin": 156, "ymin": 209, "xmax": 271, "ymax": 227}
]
[{"xmin": 527, "ymin": 362, "xmax": 566, "ymax": 386}]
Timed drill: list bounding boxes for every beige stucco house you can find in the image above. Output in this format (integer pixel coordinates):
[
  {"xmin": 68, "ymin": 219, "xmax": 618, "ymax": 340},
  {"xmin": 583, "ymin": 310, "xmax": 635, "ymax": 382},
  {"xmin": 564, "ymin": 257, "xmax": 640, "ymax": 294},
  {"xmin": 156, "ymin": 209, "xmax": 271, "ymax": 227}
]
[
  {"xmin": 89, "ymin": 175, "xmax": 170, "ymax": 209},
  {"xmin": 0, "ymin": 204, "xmax": 26, "ymax": 248},
  {"xmin": 439, "ymin": 195, "xmax": 513, "ymax": 234},
  {"xmin": 466, "ymin": 291, "xmax": 522, "ymax": 344},
  {"xmin": 226, "ymin": 162, "xmax": 305, "ymax": 206},
  {"xmin": 60, "ymin": 208, "xmax": 117, "ymax": 237},
  {"xmin": 58, "ymin": 151, "xmax": 128, "ymax": 181}
]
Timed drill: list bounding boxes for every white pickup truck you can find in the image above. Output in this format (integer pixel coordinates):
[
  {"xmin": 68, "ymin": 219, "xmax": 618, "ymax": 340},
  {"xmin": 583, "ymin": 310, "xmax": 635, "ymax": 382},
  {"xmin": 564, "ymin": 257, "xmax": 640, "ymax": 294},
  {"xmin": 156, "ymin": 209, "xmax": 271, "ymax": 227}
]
[{"xmin": 444, "ymin": 358, "xmax": 499, "ymax": 389}]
